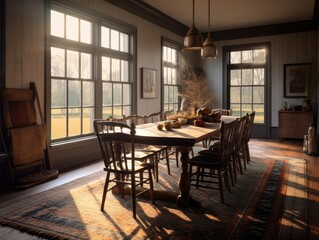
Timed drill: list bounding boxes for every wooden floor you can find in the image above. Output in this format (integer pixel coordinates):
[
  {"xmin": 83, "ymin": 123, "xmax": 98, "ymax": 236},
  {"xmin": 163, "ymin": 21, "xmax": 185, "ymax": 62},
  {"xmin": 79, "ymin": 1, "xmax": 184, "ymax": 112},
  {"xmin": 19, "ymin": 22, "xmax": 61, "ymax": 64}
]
[{"xmin": 0, "ymin": 138, "xmax": 318, "ymax": 239}]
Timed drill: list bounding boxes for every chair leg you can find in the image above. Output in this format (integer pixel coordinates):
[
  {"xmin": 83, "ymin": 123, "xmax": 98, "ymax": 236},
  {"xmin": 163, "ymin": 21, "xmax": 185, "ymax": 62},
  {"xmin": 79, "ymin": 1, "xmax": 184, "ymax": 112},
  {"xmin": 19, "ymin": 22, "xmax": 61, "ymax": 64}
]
[
  {"xmin": 245, "ymin": 142, "xmax": 251, "ymax": 164},
  {"xmin": 236, "ymin": 153, "xmax": 244, "ymax": 175},
  {"xmin": 228, "ymin": 162, "xmax": 235, "ymax": 187},
  {"xmin": 155, "ymin": 153, "xmax": 159, "ymax": 182},
  {"xmin": 101, "ymin": 172, "xmax": 110, "ymax": 211},
  {"xmin": 175, "ymin": 147, "xmax": 179, "ymax": 167},
  {"xmin": 218, "ymin": 170, "xmax": 224, "ymax": 204},
  {"xmin": 165, "ymin": 149, "xmax": 171, "ymax": 175},
  {"xmin": 148, "ymin": 169, "xmax": 155, "ymax": 204},
  {"xmin": 131, "ymin": 173, "xmax": 137, "ymax": 219}
]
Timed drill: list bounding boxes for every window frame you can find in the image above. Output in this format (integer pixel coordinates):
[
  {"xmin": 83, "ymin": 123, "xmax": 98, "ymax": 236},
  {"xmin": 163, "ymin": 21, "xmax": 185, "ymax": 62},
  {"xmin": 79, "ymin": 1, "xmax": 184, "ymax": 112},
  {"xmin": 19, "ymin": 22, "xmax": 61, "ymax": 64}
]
[
  {"xmin": 223, "ymin": 43, "xmax": 271, "ymax": 137},
  {"xmin": 47, "ymin": 1, "xmax": 137, "ymax": 144},
  {"xmin": 161, "ymin": 37, "xmax": 182, "ymax": 113}
]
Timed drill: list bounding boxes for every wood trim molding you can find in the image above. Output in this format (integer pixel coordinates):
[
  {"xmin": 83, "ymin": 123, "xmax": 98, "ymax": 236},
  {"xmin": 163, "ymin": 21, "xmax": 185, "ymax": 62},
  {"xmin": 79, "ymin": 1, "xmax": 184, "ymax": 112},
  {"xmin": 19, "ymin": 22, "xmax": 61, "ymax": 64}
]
[
  {"xmin": 104, "ymin": 0, "xmax": 188, "ymax": 36},
  {"xmin": 105, "ymin": 0, "xmax": 319, "ymax": 40},
  {"xmin": 0, "ymin": 0, "xmax": 5, "ymax": 89}
]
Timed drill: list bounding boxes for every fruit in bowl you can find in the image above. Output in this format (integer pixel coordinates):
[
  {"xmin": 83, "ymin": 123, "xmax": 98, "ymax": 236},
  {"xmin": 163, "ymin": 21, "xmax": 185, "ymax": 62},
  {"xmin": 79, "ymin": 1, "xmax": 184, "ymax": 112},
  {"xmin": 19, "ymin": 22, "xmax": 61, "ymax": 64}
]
[{"xmin": 194, "ymin": 119, "xmax": 205, "ymax": 127}]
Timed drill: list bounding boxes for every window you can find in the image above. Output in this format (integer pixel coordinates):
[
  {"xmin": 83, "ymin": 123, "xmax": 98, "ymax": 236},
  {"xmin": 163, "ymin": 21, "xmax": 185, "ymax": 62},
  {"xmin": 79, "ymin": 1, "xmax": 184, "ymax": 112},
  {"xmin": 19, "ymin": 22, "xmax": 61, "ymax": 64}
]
[
  {"xmin": 227, "ymin": 47, "xmax": 267, "ymax": 124},
  {"xmin": 162, "ymin": 40, "xmax": 181, "ymax": 113},
  {"xmin": 50, "ymin": 7, "xmax": 133, "ymax": 142}
]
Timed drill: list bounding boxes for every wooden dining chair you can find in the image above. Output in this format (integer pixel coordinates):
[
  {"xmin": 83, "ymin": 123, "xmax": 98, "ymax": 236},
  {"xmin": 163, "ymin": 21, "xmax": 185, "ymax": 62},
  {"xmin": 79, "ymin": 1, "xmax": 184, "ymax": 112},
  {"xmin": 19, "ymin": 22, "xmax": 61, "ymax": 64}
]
[
  {"xmin": 189, "ymin": 120, "xmax": 238, "ymax": 203},
  {"xmin": 242, "ymin": 111, "xmax": 255, "ymax": 165},
  {"xmin": 141, "ymin": 112, "xmax": 171, "ymax": 182},
  {"xmin": 94, "ymin": 120, "xmax": 155, "ymax": 219},
  {"xmin": 106, "ymin": 115, "xmax": 156, "ymax": 182},
  {"xmin": 231, "ymin": 115, "xmax": 247, "ymax": 182}
]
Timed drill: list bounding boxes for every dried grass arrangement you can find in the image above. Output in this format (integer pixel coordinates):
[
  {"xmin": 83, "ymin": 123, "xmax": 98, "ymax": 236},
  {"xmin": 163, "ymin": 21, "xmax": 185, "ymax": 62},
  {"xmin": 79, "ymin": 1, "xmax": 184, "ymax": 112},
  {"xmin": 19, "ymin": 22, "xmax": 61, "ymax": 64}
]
[{"xmin": 179, "ymin": 71, "xmax": 216, "ymax": 111}]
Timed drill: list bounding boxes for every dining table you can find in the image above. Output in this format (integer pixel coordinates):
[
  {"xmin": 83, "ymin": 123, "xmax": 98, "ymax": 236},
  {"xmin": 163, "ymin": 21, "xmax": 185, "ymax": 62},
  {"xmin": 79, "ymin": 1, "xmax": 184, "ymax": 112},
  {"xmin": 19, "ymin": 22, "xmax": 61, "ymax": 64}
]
[{"xmin": 132, "ymin": 116, "xmax": 236, "ymax": 207}]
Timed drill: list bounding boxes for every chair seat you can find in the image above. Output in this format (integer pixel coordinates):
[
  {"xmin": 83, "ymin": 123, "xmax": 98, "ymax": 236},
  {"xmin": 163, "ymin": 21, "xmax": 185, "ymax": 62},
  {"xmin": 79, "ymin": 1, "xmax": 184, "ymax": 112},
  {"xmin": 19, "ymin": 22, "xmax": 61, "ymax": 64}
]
[
  {"xmin": 198, "ymin": 149, "xmax": 219, "ymax": 156},
  {"xmin": 125, "ymin": 151, "xmax": 155, "ymax": 161},
  {"xmin": 105, "ymin": 161, "xmax": 154, "ymax": 173},
  {"xmin": 189, "ymin": 155, "xmax": 221, "ymax": 168}
]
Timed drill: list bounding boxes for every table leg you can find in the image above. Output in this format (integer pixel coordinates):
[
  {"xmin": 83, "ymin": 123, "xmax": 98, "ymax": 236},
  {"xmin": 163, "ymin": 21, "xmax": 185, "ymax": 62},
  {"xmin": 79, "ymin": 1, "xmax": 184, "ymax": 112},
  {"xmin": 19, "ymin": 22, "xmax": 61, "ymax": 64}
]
[{"xmin": 176, "ymin": 146, "xmax": 192, "ymax": 207}]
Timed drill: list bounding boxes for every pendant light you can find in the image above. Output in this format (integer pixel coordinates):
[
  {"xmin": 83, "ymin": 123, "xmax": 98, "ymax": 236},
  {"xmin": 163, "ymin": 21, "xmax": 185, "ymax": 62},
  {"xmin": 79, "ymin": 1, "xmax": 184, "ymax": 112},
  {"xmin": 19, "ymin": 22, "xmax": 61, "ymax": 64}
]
[
  {"xmin": 183, "ymin": 0, "xmax": 203, "ymax": 50},
  {"xmin": 201, "ymin": 0, "xmax": 217, "ymax": 58}
]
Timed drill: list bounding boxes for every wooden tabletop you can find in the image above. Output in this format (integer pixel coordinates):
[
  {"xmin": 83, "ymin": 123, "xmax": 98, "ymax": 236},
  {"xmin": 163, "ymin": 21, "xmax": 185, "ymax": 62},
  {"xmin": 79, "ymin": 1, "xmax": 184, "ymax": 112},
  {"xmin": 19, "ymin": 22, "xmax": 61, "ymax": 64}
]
[
  {"xmin": 134, "ymin": 122, "xmax": 221, "ymax": 147},
  {"xmin": 133, "ymin": 115, "xmax": 237, "ymax": 147}
]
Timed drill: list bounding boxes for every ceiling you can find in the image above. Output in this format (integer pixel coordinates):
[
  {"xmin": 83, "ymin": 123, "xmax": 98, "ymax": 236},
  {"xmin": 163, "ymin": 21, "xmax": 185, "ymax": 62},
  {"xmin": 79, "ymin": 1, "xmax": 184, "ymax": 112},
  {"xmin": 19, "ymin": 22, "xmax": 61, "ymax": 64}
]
[
  {"xmin": 143, "ymin": 0, "xmax": 316, "ymax": 32},
  {"xmin": 105, "ymin": 0, "xmax": 318, "ymax": 40}
]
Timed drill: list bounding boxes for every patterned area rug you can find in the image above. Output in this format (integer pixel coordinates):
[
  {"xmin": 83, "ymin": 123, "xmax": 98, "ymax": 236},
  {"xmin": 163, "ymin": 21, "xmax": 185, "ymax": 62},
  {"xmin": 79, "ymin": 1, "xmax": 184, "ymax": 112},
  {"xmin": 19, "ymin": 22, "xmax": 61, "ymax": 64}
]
[{"xmin": 0, "ymin": 157, "xmax": 292, "ymax": 240}]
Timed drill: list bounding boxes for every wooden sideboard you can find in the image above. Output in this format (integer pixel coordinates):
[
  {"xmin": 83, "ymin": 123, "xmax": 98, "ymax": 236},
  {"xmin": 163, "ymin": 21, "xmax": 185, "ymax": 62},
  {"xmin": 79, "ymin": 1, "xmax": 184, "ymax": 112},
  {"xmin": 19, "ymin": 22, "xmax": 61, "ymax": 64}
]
[{"xmin": 278, "ymin": 111, "xmax": 313, "ymax": 139}]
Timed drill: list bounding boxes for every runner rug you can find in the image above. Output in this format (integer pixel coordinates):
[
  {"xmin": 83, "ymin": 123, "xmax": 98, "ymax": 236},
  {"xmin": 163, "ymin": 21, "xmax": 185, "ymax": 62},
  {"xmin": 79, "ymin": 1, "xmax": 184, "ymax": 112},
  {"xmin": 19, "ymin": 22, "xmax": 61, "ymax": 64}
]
[{"xmin": 0, "ymin": 157, "xmax": 293, "ymax": 240}]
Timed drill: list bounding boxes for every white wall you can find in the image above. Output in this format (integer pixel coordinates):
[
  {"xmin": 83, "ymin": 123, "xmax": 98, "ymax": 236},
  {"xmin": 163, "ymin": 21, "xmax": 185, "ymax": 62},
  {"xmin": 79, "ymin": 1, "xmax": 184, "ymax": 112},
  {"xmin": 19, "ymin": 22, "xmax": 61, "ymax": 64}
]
[
  {"xmin": 5, "ymin": 0, "xmax": 319, "ymax": 169},
  {"xmin": 203, "ymin": 31, "xmax": 318, "ymax": 128}
]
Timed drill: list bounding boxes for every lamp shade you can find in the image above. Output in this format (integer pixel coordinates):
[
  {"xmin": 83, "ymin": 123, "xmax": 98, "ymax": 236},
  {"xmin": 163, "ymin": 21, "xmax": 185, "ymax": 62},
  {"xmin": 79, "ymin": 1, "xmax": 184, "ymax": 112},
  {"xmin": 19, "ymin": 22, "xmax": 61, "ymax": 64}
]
[
  {"xmin": 184, "ymin": 23, "xmax": 203, "ymax": 50},
  {"xmin": 201, "ymin": 35, "xmax": 217, "ymax": 58}
]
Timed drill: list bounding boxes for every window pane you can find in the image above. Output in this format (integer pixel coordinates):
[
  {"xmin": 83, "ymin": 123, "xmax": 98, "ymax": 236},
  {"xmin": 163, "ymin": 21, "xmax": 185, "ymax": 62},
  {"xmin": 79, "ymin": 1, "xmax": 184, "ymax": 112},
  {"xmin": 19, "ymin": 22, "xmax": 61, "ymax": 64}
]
[
  {"xmin": 121, "ymin": 60, "xmax": 128, "ymax": 82},
  {"xmin": 242, "ymin": 69, "xmax": 252, "ymax": 85},
  {"xmin": 167, "ymin": 47, "xmax": 172, "ymax": 62},
  {"xmin": 172, "ymin": 69, "xmax": 177, "ymax": 85},
  {"xmin": 66, "ymin": 15, "xmax": 79, "ymax": 41},
  {"xmin": 230, "ymin": 51, "xmax": 241, "ymax": 64},
  {"xmin": 103, "ymin": 107, "xmax": 112, "ymax": 119},
  {"xmin": 111, "ymin": 59, "xmax": 120, "ymax": 81},
  {"xmin": 51, "ymin": 47, "xmax": 65, "ymax": 77},
  {"xmin": 164, "ymin": 85, "xmax": 168, "ymax": 103},
  {"xmin": 51, "ymin": 79, "xmax": 66, "ymax": 107},
  {"xmin": 173, "ymin": 86, "xmax": 179, "ymax": 103},
  {"xmin": 242, "ymin": 104, "xmax": 253, "ymax": 114},
  {"xmin": 113, "ymin": 107, "xmax": 122, "ymax": 118},
  {"xmin": 230, "ymin": 104, "xmax": 241, "ymax": 117},
  {"xmin": 120, "ymin": 33, "xmax": 129, "ymax": 52},
  {"xmin": 51, "ymin": 108, "xmax": 66, "ymax": 139},
  {"xmin": 123, "ymin": 84, "xmax": 130, "ymax": 105},
  {"xmin": 242, "ymin": 87, "xmax": 252, "ymax": 103},
  {"xmin": 68, "ymin": 108, "xmax": 81, "ymax": 136},
  {"xmin": 68, "ymin": 80, "xmax": 81, "ymax": 107},
  {"xmin": 80, "ymin": 19, "xmax": 91, "ymax": 44},
  {"xmin": 254, "ymin": 68, "xmax": 264, "ymax": 85},
  {"xmin": 168, "ymin": 86, "xmax": 173, "ymax": 103},
  {"xmin": 123, "ymin": 106, "xmax": 131, "ymax": 116},
  {"xmin": 253, "ymin": 49, "xmax": 266, "ymax": 63},
  {"xmin": 101, "ymin": 26, "xmax": 110, "ymax": 48},
  {"xmin": 103, "ymin": 82, "xmax": 112, "ymax": 106},
  {"xmin": 230, "ymin": 86, "xmax": 240, "ymax": 103},
  {"xmin": 83, "ymin": 107, "xmax": 94, "ymax": 134},
  {"xmin": 83, "ymin": 81, "xmax": 94, "ymax": 106},
  {"xmin": 113, "ymin": 84, "xmax": 122, "ymax": 105},
  {"xmin": 163, "ymin": 46, "xmax": 167, "ymax": 61},
  {"xmin": 67, "ymin": 50, "xmax": 79, "ymax": 78},
  {"xmin": 81, "ymin": 53, "xmax": 92, "ymax": 79},
  {"xmin": 172, "ymin": 49, "xmax": 177, "ymax": 64},
  {"xmin": 242, "ymin": 50, "xmax": 252, "ymax": 63},
  {"xmin": 163, "ymin": 67, "xmax": 168, "ymax": 84},
  {"xmin": 167, "ymin": 68, "xmax": 172, "ymax": 84},
  {"xmin": 102, "ymin": 57, "xmax": 110, "ymax": 80},
  {"xmin": 230, "ymin": 70, "xmax": 241, "ymax": 86},
  {"xmin": 253, "ymin": 104, "xmax": 264, "ymax": 123},
  {"xmin": 111, "ymin": 29, "xmax": 119, "ymax": 50},
  {"xmin": 51, "ymin": 10, "xmax": 64, "ymax": 38},
  {"xmin": 253, "ymin": 86, "xmax": 264, "ymax": 103}
]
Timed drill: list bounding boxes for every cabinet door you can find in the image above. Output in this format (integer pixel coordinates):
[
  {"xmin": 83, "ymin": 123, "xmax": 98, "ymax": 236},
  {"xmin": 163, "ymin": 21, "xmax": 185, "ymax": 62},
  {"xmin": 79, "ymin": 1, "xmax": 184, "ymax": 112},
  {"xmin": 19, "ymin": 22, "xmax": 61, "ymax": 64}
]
[
  {"xmin": 295, "ymin": 113, "xmax": 313, "ymax": 138},
  {"xmin": 279, "ymin": 112, "xmax": 295, "ymax": 138}
]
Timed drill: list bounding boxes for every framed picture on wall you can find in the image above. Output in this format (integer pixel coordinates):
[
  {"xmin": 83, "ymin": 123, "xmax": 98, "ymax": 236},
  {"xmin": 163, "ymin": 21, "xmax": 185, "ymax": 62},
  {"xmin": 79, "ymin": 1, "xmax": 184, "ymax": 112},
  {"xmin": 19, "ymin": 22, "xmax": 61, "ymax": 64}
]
[
  {"xmin": 142, "ymin": 68, "xmax": 157, "ymax": 98},
  {"xmin": 284, "ymin": 63, "xmax": 310, "ymax": 98}
]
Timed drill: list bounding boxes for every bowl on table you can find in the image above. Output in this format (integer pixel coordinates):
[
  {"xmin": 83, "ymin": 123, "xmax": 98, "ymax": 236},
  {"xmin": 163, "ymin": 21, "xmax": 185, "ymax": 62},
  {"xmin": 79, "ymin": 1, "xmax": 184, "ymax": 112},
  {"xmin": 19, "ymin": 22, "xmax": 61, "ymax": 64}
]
[{"xmin": 178, "ymin": 118, "xmax": 188, "ymax": 125}]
